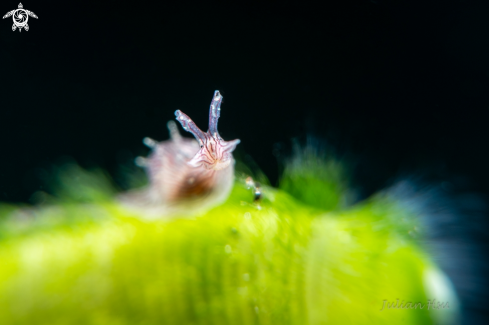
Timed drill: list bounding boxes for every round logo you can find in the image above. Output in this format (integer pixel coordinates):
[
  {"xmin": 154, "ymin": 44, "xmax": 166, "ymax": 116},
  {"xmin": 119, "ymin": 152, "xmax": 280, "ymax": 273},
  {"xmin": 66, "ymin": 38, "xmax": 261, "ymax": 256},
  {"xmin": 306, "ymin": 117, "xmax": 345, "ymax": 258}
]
[{"xmin": 13, "ymin": 9, "xmax": 28, "ymax": 28}]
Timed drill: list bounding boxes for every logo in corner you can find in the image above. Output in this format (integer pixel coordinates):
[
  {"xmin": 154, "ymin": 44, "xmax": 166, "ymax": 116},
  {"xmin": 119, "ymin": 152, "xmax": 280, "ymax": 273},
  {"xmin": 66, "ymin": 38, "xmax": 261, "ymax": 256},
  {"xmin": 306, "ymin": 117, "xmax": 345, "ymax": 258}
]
[{"xmin": 3, "ymin": 3, "xmax": 37, "ymax": 32}]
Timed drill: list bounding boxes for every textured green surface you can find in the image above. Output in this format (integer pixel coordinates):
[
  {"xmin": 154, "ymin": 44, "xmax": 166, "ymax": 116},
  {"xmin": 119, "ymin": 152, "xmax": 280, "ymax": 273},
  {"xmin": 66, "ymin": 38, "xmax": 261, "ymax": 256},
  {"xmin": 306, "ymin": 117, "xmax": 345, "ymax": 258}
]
[{"xmin": 0, "ymin": 161, "xmax": 455, "ymax": 324}]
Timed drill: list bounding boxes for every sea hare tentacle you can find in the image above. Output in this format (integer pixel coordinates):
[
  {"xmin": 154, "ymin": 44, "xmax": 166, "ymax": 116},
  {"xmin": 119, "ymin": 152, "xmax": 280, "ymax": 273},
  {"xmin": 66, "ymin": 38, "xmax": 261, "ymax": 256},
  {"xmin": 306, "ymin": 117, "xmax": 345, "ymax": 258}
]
[
  {"xmin": 167, "ymin": 120, "xmax": 182, "ymax": 141},
  {"xmin": 208, "ymin": 90, "xmax": 222, "ymax": 138},
  {"xmin": 174, "ymin": 110, "xmax": 207, "ymax": 146},
  {"xmin": 221, "ymin": 139, "xmax": 240, "ymax": 153}
]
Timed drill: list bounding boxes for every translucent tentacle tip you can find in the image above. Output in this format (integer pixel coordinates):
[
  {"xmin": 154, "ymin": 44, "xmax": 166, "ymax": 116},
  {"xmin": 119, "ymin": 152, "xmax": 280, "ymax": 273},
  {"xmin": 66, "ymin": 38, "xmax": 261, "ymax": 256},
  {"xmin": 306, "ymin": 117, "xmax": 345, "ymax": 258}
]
[{"xmin": 175, "ymin": 91, "xmax": 240, "ymax": 170}]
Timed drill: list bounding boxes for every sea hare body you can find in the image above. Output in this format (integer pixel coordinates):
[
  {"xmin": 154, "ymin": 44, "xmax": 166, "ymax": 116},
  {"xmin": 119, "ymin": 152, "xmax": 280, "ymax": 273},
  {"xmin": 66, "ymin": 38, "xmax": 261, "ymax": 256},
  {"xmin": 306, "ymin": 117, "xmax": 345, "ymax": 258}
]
[{"xmin": 121, "ymin": 91, "xmax": 240, "ymax": 215}]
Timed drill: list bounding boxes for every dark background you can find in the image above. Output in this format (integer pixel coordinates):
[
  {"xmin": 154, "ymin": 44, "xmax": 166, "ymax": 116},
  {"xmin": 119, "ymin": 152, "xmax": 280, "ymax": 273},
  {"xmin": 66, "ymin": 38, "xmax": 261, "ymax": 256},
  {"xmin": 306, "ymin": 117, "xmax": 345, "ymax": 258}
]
[
  {"xmin": 1, "ymin": 0, "xmax": 489, "ymax": 200},
  {"xmin": 0, "ymin": 0, "xmax": 488, "ymax": 322}
]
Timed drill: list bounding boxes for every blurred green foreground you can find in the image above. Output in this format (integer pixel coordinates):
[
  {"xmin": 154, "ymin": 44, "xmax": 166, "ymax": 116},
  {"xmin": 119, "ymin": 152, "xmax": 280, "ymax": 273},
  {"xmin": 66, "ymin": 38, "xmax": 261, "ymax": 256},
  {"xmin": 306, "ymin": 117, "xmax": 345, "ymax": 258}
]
[{"xmin": 0, "ymin": 154, "xmax": 458, "ymax": 324}]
